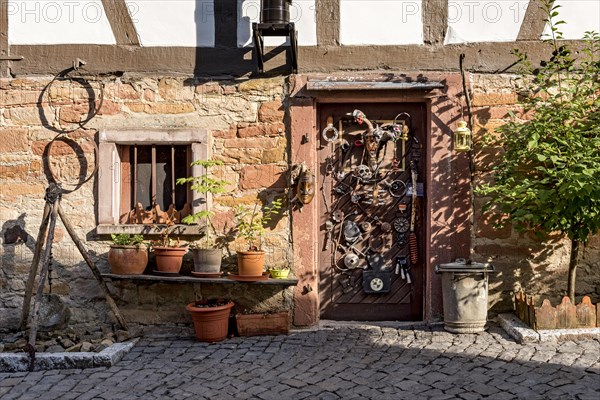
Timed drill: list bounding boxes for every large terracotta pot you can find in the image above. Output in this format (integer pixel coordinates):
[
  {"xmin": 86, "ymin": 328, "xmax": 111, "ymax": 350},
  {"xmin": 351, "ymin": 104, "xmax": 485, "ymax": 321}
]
[
  {"xmin": 186, "ymin": 300, "xmax": 234, "ymax": 343},
  {"xmin": 153, "ymin": 246, "xmax": 187, "ymax": 273},
  {"xmin": 192, "ymin": 248, "xmax": 223, "ymax": 273},
  {"xmin": 108, "ymin": 245, "xmax": 148, "ymax": 275},
  {"xmin": 236, "ymin": 251, "xmax": 265, "ymax": 277}
]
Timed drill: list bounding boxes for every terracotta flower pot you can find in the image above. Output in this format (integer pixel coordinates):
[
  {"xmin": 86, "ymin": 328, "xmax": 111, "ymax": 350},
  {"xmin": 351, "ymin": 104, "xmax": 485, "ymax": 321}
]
[
  {"xmin": 237, "ymin": 251, "xmax": 265, "ymax": 277},
  {"xmin": 108, "ymin": 245, "xmax": 148, "ymax": 275},
  {"xmin": 154, "ymin": 246, "xmax": 187, "ymax": 273},
  {"xmin": 192, "ymin": 248, "xmax": 223, "ymax": 273},
  {"xmin": 186, "ymin": 300, "xmax": 234, "ymax": 343}
]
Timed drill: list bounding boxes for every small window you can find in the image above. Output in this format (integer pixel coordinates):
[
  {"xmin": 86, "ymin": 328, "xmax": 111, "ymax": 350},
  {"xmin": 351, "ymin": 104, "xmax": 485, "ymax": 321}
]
[
  {"xmin": 97, "ymin": 129, "xmax": 208, "ymax": 234},
  {"xmin": 118, "ymin": 144, "xmax": 191, "ymax": 224}
]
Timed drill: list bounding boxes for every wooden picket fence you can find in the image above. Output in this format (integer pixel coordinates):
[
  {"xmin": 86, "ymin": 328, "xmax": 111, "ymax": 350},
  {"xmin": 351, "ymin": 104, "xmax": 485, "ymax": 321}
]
[{"xmin": 515, "ymin": 291, "xmax": 599, "ymax": 330}]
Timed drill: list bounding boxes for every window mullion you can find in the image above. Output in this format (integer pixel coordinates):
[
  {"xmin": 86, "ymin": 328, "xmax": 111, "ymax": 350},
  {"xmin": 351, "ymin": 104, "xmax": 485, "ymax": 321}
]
[{"xmin": 151, "ymin": 144, "xmax": 157, "ymax": 208}]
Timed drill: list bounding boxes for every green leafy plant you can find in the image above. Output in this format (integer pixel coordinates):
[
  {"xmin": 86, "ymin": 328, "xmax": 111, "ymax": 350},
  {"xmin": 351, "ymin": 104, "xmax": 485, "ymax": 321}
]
[
  {"xmin": 476, "ymin": 0, "xmax": 600, "ymax": 302},
  {"xmin": 176, "ymin": 160, "xmax": 229, "ymax": 249},
  {"xmin": 110, "ymin": 233, "xmax": 145, "ymax": 246},
  {"xmin": 235, "ymin": 198, "xmax": 283, "ymax": 251},
  {"xmin": 151, "ymin": 215, "xmax": 186, "ymax": 248}
]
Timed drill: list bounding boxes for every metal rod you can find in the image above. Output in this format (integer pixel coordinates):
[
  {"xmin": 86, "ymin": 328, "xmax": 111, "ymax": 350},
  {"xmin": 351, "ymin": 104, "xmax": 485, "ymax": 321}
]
[
  {"xmin": 171, "ymin": 145, "xmax": 176, "ymax": 207},
  {"xmin": 133, "ymin": 145, "xmax": 137, "ymax": 208},
  {"xmin": 28, "ymin": 201, "xmax": 59, "ymax": 348},
  {"xmin": 19, "ymin": 202, "xmax": 52, "ymax": 330},
  {"xmin": 151, "ymin": 144, "xmax": 156, "ymax": 206}
]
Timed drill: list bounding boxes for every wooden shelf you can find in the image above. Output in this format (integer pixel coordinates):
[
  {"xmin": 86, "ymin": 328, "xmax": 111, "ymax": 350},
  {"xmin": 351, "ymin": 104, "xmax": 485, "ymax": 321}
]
[{"xmin": 101, "ymin": 273, "xmax": 298, "ymax": 286}]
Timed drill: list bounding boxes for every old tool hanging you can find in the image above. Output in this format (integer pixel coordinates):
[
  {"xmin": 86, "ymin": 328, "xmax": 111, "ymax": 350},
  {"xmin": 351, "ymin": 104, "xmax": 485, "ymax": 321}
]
[{"xmin": 409, "ymin": 161, "xmax": 419, "ymax": 266}]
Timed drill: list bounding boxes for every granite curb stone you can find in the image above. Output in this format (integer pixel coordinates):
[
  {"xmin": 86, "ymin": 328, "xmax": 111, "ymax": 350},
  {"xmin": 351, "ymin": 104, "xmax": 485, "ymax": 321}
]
[
  {"xmin": 498, "ymin": 313, "xmax": 600, "ymax": 343},
  {"xmin": 0, "ymin": 338, "xmax": 139, "ymax": 372}
]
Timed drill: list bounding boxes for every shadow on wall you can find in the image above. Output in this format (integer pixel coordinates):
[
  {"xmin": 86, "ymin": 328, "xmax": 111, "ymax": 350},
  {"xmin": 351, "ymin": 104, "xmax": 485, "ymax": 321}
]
[{"xmin": 193, "ymin": 0, "xmax": 291, "ymax": 78}]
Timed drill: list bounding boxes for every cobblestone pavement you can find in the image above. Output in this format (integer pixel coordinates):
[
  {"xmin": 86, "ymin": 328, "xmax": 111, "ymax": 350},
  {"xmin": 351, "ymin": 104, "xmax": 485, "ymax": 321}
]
[{"xmin": 1, "ymin": 322, "xmax": 599, "ymax": 400}]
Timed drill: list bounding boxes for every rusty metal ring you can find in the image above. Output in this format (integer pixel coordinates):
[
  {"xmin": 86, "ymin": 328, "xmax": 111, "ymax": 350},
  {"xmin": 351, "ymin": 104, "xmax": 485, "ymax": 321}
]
[
  {"xmin": 46, "ymin": 134, "xmax": 99, "ymax": 194},
  {"xmin": 322, "ymin": 125, "xmax": 339, "ymax": 142},
  {"xmin": 45, "ymin": 65, "xmax": 105, "ymax": 134}
]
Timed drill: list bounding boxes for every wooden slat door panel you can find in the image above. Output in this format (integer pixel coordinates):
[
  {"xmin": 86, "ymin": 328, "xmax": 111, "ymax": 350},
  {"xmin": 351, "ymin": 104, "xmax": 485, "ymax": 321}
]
[{"xmin": 318, "ymin": 103, "xmax": 426, "ymax": 321}]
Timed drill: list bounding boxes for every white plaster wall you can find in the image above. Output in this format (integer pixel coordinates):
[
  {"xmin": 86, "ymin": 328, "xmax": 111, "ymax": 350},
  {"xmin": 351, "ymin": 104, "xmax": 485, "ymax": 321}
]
[
  {"xmin": 542, "ymin": 0, "xmax": 600, "ymax": 40},
  {"xmin": 7, "ymin": 0, "xmax": 115, "ymax": 45},
  {"xmin": 237, "ymin": 0, "xmax": 317, "ymax": 47},
  {"xmin": 125, "ymin": 0, "xmax": 215, "ymax": 47},
  {"xmin": 445, "ymin": 0, "xmax": 529, "ymax": 44},
  {"xmin": 339, "ymin": 0, "xmax": 423, "ymax": 45}
]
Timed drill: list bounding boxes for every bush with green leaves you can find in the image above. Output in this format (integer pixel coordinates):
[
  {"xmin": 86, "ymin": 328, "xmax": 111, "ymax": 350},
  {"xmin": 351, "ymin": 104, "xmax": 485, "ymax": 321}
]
[
  {"xmin": 476, "ymin": 0, "xmax": 600, "ymax": 301},
  {"xmin": 111, "ymin": 233, "xmax": 145, "ymax": 246},
  {"xmin": 235, "ymin": 198, "xmax": 283, "ymax": 251},
  {"xmin": 176, "ymin": 160, "xmax": 229, "ymax": 249}
]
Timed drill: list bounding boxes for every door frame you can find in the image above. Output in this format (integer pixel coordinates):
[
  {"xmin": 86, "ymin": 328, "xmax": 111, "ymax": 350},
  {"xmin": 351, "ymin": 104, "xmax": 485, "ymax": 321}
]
[{"xmin": 289, "ymin": 73, "xmax": 472, "ymax": 326}]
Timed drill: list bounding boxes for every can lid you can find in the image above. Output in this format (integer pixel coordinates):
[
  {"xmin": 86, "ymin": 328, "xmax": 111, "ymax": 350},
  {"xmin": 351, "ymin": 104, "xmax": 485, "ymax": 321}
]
[{"xmin": 436, "ymin": 258, "xmax": 494, "ymax": 273}]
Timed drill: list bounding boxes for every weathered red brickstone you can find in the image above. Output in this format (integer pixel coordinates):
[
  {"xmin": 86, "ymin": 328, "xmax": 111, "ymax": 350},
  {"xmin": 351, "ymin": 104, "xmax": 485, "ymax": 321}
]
[
  {"xmin": 239, "ymin": 165, "xmax": 286, "ymax": 189},
  {"xmin": 258, "ymin": 101, "xmax": 284, "ymax": 123},
  {"xmin": 472, "ymin": 93, "xmax": 518, "ymax": 107},
  {"xmin": 0, "ymin": 128, "xmax": 29, "ymax": 152}
]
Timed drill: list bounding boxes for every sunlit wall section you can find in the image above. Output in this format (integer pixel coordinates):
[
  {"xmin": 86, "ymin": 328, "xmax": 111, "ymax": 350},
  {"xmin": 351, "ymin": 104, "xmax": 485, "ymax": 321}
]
[
  {"xmin": 8, "ymin": 0, "xmax": 116, "ymax": 44},
  {"xmin": 339, "ymin": 0, "xmax": 424, "ymax": 45},
  {"xmin": 125, "ymin": 0, "xmax": 215, "ymax": 47},
  {"xmin": 445, "ymin": 0, "xmax": 529, "ymax": 44}
]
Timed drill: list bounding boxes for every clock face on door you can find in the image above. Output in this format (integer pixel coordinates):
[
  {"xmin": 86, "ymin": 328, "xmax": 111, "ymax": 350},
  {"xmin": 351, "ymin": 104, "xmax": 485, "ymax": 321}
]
[
  {"xmin": 393, "ymin": 217, "xmax": 410, "ymax": 233},
  {"xmin": 369, "ymin": 277, "xmax": 384, "ymax": 292}
]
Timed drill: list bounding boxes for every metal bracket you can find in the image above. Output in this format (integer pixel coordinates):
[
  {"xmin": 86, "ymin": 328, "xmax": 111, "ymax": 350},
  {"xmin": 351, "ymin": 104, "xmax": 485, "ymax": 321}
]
[{"xmin": 252, "ymin": 22, "xmax": 298, "ymax": 74}]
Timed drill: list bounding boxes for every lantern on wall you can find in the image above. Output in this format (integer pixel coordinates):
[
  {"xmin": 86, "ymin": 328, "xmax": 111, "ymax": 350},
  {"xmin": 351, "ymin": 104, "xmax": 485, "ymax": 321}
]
[{"xmin": 454, "ymin": 120, "xmax": 472, "ymax": 152}]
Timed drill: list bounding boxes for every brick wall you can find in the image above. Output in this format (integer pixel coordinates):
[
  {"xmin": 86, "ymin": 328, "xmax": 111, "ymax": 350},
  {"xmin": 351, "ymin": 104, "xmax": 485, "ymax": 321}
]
[
  {"xmin": 470, "ymin": 74, "xmax": 600, "ymax": 312},
  {"xmin": 1, "ymin": 73, "xmax": 598, "ymax": 332},
  {"xmin": 0, "ymin": 75, "xmax": 292, "ymax": 333}
]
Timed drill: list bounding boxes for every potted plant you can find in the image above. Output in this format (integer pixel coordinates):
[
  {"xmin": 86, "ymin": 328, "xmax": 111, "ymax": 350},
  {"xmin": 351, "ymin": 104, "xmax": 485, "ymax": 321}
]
[
  {"xmin": 151, "ymin": 219, "xmax": 188, "ymax": 274},
  {"xmin": 234, "ymin": 198, "xmax": 283, "ymax": 277},
  {"xmin": 476, "ymin": 2, "xmax": 600, "ymax": 304},
  {"xmin": 186, "ymin": 298, "xmax": 234, "ymax": 342},
  {"xmin": 108, "ymin": 233, "xmax": 148, "ymax": 275},
  {"xmin": 176, "ymin": 160, "xmax": 230, "ymax": 275},
  {"xmin": 268, "ymin": 266, "xmax": 290, "ymax": 279}
]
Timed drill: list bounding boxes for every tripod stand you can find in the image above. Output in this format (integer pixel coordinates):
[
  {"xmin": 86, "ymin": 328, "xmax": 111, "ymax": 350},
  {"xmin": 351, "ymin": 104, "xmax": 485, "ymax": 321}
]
[{"xmin": 19, "ymin": 183, "xmax": 127, "ymax": 368}]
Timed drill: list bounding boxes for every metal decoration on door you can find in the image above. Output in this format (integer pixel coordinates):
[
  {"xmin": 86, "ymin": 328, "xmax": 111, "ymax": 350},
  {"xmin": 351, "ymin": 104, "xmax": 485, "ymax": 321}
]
[{"xmin": 323, "ymin": 110, "xmax": 422, "ymax": 294}]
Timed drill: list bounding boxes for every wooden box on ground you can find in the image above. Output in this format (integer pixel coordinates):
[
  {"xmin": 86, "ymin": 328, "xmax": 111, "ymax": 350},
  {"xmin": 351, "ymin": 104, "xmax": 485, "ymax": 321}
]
[{"xmin": 236, "ymin": 312, "xmax": 290, "ymax": 336}]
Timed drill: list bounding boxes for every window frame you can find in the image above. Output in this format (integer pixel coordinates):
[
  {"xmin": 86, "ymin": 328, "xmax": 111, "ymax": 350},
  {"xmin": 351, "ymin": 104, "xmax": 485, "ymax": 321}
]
[{"xmin": 97, "ymin": 129, "xmax": 208, "ymax": 235}]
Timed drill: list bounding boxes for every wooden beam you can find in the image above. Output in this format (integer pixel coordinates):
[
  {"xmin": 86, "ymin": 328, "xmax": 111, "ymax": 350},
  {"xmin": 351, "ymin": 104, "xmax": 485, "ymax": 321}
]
[
  {"xmin": 316, "ymin": 0, "xmax": 340, "ymax": 46},
  {"xmin": 518, "ymin": 0, "xmax": 548, "ymax": 41},
  {"xmin": 101, "ymin": 0, "xmax": 140, "ymax": 46},
  {"xmin": 423, "ymin": 0, "xmax": 448, "ymax": 45},
  {"xmin": 1, "ymin": 0, "xmax": 9, "ymax": 77}
]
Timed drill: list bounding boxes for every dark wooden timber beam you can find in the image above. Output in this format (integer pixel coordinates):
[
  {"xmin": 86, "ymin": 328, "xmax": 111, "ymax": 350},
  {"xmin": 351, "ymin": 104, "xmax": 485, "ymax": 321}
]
[
  {"xmin": 423, "ymin": 0, "xmax": 448, "ymax": 45},
  {"xmin": 11, "ymin": 41, "xmax": 587, "ymax": 77},
  {"xmin": 518, "ymin": 0, "xmax": 548, "ymax": 41},
  {"xmin": 1, "ymin": 0, "xmax": 9, "ymax": 77},
  {"xmin": 101, "ymin": 0, "xmax": 140, "ymax": 46},
  {"xmin": 316, "ymin": 0, "xmax": 340, "ymax": 46}
]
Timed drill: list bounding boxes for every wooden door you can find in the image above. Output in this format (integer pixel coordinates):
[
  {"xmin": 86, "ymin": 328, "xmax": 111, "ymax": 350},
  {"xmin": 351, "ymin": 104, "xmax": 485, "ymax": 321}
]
[{"xmin": 318, "ymin": 103, "xmax": 426, "ymax": 321}]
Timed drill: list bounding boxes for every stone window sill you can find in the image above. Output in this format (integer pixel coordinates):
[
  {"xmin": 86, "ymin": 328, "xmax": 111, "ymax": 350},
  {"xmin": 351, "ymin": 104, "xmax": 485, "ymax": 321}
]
[{"xmin": 96, "ymin": 224, "xmax": 205, "ymax": 236}]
